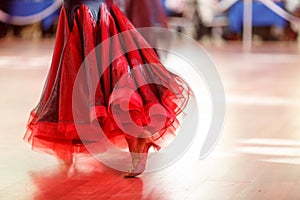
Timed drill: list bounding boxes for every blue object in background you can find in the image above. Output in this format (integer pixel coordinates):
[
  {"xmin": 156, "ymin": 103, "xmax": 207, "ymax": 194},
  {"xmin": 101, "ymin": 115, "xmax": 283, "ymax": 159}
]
[
  {"xmin": 228, "ymin": 0, "xmax": 287, "ymax": 33},
  {"xmin": 0, "ymin": 0, "xmax": 61, "ymax": 30},
  {"xmin": 161, "ymin": 0, "xmax": 182, "ymax": 17}
]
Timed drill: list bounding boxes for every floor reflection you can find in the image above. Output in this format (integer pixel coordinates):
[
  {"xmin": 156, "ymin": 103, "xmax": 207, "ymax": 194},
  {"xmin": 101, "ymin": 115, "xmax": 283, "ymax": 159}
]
[{"xmin": 29, "ymin": 155, "xmax": 144, "ymax": 200}]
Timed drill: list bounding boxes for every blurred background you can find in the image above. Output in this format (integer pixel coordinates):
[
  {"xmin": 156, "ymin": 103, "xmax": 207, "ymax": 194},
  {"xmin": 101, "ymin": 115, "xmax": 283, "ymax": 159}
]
[
  {"xmin": 1, "ymin": 0, "xmax": 300, "ymax": 199},
  {"xmin": 0, "ymin": 0, "xmax": 299, "ymax": 41}
]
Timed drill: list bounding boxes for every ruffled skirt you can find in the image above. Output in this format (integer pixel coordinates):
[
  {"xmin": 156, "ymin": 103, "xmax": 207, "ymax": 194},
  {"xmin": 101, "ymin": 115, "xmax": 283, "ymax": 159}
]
[{"xmin": 24, "ymin": 2, "xmax": 191, "ymax": 159}]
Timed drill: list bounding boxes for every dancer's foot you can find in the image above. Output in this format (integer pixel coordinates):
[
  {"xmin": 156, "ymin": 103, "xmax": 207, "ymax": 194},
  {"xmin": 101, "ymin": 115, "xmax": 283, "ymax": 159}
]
[
  {"xmin": 124, "ymin": 137, "xmax": 152, "ymax": 178},
  {"xmin": 123, "ymin": 154, "xmax": 147, "ymax": 178}
]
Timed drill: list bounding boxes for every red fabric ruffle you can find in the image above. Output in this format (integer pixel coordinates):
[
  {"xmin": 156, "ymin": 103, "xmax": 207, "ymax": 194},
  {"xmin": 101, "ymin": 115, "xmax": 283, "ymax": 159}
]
[{"xmin": 24, "ymin": 2, "xmax": 191, "ymax": 160}]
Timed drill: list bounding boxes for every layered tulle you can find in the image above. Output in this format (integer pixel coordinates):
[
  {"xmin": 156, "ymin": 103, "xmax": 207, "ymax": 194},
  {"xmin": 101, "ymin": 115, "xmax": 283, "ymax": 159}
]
[{"xmin": 24, "ymin": 2, "xmax": 191, "ymax": 159}]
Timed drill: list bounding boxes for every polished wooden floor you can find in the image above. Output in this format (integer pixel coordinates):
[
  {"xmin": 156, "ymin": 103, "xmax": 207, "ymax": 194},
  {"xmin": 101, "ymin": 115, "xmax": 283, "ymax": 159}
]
[{"xmin": 1, "ymin": 38, "xmax": 300, "ymax": 200}]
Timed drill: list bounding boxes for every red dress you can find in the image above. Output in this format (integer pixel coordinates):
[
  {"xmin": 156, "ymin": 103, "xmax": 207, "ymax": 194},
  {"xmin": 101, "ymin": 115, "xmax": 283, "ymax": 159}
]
[{"xmin": 24, "ymin": 0, "xmax": 190, "ymax": 160}]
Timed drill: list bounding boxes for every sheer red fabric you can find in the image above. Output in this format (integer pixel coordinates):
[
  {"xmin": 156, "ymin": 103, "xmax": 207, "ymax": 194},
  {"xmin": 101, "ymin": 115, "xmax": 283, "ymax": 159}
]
[
  {"xmin": 125, "ymin": 0, "xmax": 168, "ymax": 28},
  {"xmin": 24, "ymin": 2, "xmax": 190, "ymax": 160}
]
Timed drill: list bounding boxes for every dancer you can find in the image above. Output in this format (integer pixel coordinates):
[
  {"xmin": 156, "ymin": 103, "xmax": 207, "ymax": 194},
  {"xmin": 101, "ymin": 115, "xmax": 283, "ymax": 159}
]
[{"xmin": 24, "ymin": 0, "xmax": 191, "ymax": 177}]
